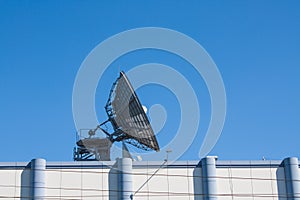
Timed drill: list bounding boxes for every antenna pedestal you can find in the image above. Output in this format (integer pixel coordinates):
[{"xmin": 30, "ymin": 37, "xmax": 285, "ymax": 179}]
[{"xmin": 74, "ymin": 138, "xmax": 112, "ymax": 161}]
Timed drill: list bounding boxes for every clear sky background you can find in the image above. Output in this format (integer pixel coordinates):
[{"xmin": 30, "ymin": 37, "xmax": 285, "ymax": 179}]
[{"xmin": 0, "ymin": 0, "xmax": 299, "ymax": 162}]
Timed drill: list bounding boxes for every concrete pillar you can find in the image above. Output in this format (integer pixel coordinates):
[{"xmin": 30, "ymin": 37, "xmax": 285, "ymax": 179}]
[
  {"xmin": 201, "ymin": 156, "xmax": 218, "ymax": 200},
  {"xmin": 118, "ymin": 158, "xmax": 133, "ymax": 200},
  {"xmin": 30, "ymin": 158, "xmax": 46, "ymax": 200},
  {"xmin": 283, "ymin": 157, "xmax": 300, "ymax": 199}
]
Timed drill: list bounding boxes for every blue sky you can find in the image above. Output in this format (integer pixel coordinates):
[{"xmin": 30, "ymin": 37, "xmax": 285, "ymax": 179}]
[{"xmin": 0, "ymin": 1, "xmax": 299, "ymax": 162}]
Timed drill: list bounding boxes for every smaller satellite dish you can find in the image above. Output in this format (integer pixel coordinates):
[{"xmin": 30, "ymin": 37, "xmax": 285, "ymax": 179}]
[
  {"xmin": 136, "ymin": 155, "xmax": 143, "ymax": 161},
  {"xmin": 142, "ymin": 105, "xmax": 148, "ymax": 114}
]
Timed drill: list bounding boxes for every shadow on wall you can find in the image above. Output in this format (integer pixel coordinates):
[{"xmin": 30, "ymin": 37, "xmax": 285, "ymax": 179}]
[
  {"xmin": 20, "ymin": 162, "xmax": 31, "ymax": 200},
  {"xmin": 109, "ymin": 162, "xmax": 118, "ymax": 200},
  {"xmin": 193, "ymin": 162, "xmax": 203, "ymax": 200},
  {"xmin": 276, "ymin": 166, "xmax": 287, "ymax": 200}
]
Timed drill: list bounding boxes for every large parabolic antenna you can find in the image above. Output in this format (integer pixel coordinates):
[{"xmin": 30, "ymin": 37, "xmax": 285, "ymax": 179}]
[{"xmin": 74, "ymin": 71, "xmax": 160, "ymax": 161}]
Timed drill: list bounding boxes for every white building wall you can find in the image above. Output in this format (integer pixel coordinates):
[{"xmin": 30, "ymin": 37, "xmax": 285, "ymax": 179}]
[
  {"xmin": 216, "ymin": 167, "xmax": 282, "ymax": 200},
  {"xmin": 132, "ymin": 168, "xmax": 196, "ymax": 200},
  {"xmin": 45, "ymin": 168, "xmax": 111, "ymax": 199},
  {"xmin": 0, "ymin": 158, "xmax": 298, "ymax": 200}
]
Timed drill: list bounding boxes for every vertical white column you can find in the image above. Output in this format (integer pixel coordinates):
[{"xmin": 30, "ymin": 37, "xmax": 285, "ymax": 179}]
[
  {"xmin": 201, "ymin": 156, "xmax": 218, "ymax": 200},
  {"xmin": 118, "ymin": 158, "xmax": 133, "ymax": 200},
  {"xmin": 30, "ymin": 158, "xmax": 46, "ymax": 200},
  {"xmin": 283, "ymin": 157, "xmax": 300, "ymax": 200}
]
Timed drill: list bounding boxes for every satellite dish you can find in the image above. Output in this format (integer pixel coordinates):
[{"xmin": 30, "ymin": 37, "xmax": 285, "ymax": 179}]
[{"xmin": 74, "ymin": 71, "xmax": 160, "ymax": 161}]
